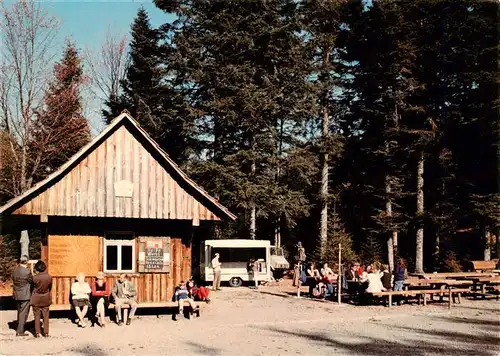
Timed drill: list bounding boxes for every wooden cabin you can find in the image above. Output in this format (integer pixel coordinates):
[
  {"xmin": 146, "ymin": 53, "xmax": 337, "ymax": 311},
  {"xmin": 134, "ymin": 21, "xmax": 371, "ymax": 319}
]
[{"xmin": 0, "ymin": 112, "xmax": 236, "ymax": 308}]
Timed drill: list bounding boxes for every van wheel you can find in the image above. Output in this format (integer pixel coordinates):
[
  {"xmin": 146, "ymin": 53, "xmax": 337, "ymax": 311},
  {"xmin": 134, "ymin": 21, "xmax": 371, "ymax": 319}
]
[{"xmin": 229, "ymin": 277, "xmax": 242, "ymax": 287}]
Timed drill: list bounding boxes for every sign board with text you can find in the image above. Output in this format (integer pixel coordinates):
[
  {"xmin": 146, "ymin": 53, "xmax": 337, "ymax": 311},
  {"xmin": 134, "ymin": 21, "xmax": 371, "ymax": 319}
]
[{"xmin": 138, "ymin": 237, "xmax": 170, "ymax": 273}]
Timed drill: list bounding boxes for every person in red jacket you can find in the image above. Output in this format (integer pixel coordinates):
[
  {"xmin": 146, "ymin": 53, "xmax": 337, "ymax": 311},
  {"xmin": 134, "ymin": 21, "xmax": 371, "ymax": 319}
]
[
  {"xmin": 187, "ymin": 280, "xmax": 211, "ymax": 303},
  {"xmin": 90, "ymin": 272, "xmax": 110, "ymax": 327}
]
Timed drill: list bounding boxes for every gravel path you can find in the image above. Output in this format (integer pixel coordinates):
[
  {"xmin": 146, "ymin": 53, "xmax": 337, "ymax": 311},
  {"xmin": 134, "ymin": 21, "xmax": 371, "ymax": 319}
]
[{"xmin": 1, "ymin": 284, "xmax": 499, "ymax": 356}]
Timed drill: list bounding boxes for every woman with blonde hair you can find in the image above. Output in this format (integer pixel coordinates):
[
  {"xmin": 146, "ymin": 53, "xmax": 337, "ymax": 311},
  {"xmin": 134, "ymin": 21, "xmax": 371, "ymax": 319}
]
[
  {"xmin": 91, "ymin": 271, "xmax": 110, "ymax": 327},
  {"xmin": 71, "ymin": 272, "xmax": 91, "ymax": 327}
]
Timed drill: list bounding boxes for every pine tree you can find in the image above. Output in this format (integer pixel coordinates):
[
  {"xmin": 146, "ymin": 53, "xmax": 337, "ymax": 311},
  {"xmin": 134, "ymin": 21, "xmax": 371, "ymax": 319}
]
[
  {"xmin": 155, "ymin": 0, "xmax": 316, "ymax": 240},
  {"xmin": 298, "ymin": 0, "xmax": 358, "ymax": 259},
  {"xmin": 104, "ymin": 7, "xmax": 192, "ymax": 163},
  {"xmin": 31, "ymin": 41, "xmax": 90, "ymax": 180}
]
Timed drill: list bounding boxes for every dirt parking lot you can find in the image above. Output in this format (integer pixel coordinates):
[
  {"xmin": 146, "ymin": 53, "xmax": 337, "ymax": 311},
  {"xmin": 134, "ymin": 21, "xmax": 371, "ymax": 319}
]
[{"xmin": 1, "ymin": 283, "xmax": 499, "ymax": 356}]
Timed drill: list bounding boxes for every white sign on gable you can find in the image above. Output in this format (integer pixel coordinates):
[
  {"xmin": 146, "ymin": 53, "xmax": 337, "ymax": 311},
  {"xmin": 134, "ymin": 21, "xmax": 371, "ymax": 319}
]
[{"xmin": 114, "ymin": 180, "xmax": 133, "ymax": 198}]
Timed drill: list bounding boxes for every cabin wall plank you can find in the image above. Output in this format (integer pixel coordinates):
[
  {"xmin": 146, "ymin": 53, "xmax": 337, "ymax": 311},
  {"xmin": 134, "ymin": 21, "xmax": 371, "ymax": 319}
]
[{"xmin": 11, "ymin": 123, "xmax": 224, "ymax": 221}]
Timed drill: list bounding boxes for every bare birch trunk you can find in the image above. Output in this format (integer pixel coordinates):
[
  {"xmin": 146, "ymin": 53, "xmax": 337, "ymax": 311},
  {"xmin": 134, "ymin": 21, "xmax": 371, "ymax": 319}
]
[
  {"xmin": 250, "ymin": 204, "xmax": 256, "ymax": 240},
  {"xmin": 385, "ymin": 175, "xmax": 394, "ymax": 271},
  {"xmin": 484, "ymin": 229, "xmax": 491, "ymax": 261},
  {"xmin": 320, "ymin": 104, "xmax": 329, "ymax": 259},
  {"xmin": 415, "ymin": 151, "xmax": 424, "ymax": 273}
]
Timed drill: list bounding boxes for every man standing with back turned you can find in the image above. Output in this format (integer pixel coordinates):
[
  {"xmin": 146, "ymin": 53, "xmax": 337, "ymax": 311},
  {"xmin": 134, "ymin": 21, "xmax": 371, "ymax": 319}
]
[
  {"xmin": 211, "ymin": 253, "xmax": 222, "ymax": 291},
  {"xmin": 12, "ymin": 255, "xmax": 32, "ymax": 336}
]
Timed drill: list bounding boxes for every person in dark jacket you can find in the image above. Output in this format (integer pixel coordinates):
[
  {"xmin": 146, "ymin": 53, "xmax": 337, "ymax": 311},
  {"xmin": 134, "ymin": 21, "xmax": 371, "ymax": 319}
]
[
  {"xmin": 393, "ymin": 258, "xmax": 406, "ymax": 291},
  {"xmin": 393, "ymin": 258, "xmax": 407, "ymax": 305},
  {"xmin": 380, "ymin": 264, "xmax": 392, "ymax": 291},
  {"xmin": 31, "ymin": 261, "xmax": 52, "ymax": 337},
  {"xmin": 12, "ymin": 255, "xmax": 32, "ymax": 336}
]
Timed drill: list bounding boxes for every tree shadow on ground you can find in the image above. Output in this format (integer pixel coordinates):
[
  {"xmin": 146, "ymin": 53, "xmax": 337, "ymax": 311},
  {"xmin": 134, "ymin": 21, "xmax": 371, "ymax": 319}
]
[
  {"xmin": 431, "ymin": 315, "xmax": 500, "ymax": 328},
  {"xmin": 257, "ymin": 290, "xmax": 342, "ymax": 304},
  {"xmin": 389, "ymin": 324, "xmax": 500, "ymax": 346},
  {"xmin": 186, "ymin": 341, "xmax": 220, "ymax": 356},
  {"xmin": 68, "ymin": 344, "xmax": 108, "ymax": 356},
  {"xmin": 262, "ymin": 321, "xmax": 499, "ymax": 356}
]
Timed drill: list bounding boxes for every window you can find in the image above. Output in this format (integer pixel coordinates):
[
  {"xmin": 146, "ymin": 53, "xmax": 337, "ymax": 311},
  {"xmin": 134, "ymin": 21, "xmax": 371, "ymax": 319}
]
[
  {"xmin": 104, "ymin": 232, "xmax": 135, "ymax": 273},
  {"xmin": 211, "ymin": 247, "xmax": 266, "ymax": 263}
]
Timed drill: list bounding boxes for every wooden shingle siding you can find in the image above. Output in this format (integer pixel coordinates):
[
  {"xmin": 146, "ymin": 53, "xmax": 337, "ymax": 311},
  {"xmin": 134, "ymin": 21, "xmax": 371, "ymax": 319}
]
[{"xmin": 12, "ymin": 126, "xmax": 219, "ymax": 221}]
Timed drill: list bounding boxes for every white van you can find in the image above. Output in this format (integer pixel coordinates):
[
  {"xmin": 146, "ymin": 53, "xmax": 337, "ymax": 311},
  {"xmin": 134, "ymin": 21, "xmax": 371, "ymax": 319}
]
[{"xmin": 201, "ymin": 239, "xmax": 271, "ymax": 287}]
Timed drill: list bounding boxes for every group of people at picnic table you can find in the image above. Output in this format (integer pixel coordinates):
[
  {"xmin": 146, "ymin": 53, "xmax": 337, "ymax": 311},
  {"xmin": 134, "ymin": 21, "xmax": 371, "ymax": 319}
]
[
  {"xmin": 11, "ymin": 256, "xmax": 210, "ymax": 338},
  {"xmin": 297, "ymin": 258, "xmax": 408, "ymax": 304}
]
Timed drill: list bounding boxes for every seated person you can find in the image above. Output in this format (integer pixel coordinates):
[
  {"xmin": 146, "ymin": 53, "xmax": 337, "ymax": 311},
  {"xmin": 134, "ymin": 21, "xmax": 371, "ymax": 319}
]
[
  {"xmin": 365, "ymin": 266, "xmax": 385, "ymax": 293},
  {"xmin": 71, "ymin": 272, "xmax": 92, "ymax": 328},
  {"xmin": 174, "ymin": 281, "xmax": 198, "ymax": 319},
  {"xmin": 321, "ymin": 263, "xmax": 336, "ymax": 280},
  {"xmin": 112, "ymin": 274, "xmax": 138, "ymax": 326},
  {"xmin": 306, "ymin": 263, "xmax": 321, "ymax": 296},
  {"xmin": 345, "ymin": 262, "xmax": 360, "ymax": 302},
  {"xmin": 320, "ymin": 263, "xmax": 336, "ymax": 297},
  {"xmin": 91, "ymin": 271, "xmax": 110, "ymax": 327},
  {"xmin": 187, "ymin": 280, "xmax": 211, "ymax": 303},
  {"xmin": 380, "ymin": 264, "xmax": 392, "ymax": 291}
]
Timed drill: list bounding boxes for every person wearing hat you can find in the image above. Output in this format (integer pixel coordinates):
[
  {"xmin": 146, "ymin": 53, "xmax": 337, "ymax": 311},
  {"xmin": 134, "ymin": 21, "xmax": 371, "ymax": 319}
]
[
  {"xmin": 91, "ymin": 271, "xmax": 110, "ymax": 327},
  {"xmin": 12, "ymin": 255, "xmax": 32, "ymax": 336},
  {"xmin": 211, "ymin": 253, "xmax": 222, "ymax": 291}
]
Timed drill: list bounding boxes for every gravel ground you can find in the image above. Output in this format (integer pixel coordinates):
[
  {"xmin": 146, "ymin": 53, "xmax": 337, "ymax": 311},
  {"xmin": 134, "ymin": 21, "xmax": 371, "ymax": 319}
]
[{"xmin": 1, "ymin": 282, "xmax": 499, "ymax": 356}]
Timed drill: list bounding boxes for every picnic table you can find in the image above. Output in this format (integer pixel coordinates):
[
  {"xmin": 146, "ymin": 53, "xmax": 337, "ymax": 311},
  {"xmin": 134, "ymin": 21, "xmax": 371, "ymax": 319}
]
[
  {"xmin": 466, "ymin": 276, "xmax": 500, "ymax": 298},
  {"xmin": 412, "ymin": 272, "xmax": 499, "ymax": 279}
]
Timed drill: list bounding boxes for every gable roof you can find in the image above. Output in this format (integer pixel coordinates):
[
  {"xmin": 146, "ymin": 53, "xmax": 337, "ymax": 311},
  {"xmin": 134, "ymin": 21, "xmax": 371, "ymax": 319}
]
[{"xmin": 0, "ymin": 112, "xmax": 236, "ymax": 221}]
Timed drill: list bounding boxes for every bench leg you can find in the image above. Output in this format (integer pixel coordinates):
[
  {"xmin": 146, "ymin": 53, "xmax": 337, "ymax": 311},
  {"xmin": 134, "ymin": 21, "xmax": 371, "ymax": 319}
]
[
  {"xmin": 457, "ymin": 293, "xmax": 462, "ymax": 304},
  {"xmin": 123, "ymin": 308, "xmax": 129, "ymax": 322},
  {"xmin": 423, "ymin": 293, "xmax": 427, "ymax": 306},
  {"xmin": 388, "ymin": 294, "xmax": 392, "ymax": 307},
  {"xmin": 448, "ymin": 289, "xmax": 452, "ymax": 310}
]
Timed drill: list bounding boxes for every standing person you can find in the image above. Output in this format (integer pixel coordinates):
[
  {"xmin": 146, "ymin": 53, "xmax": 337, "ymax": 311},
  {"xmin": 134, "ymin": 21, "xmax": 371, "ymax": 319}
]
[
  {"xmin": 393, "ymin": 258, "xmax": 406, "ymax": 291},
  {"xmin": 91, "ymin": 272, "xmax": 110, "ymax": 327},
  {"xmin": 211, "ymin": 253, "xmax": 222, "ymax": 291},
  {"xmin": 71, "ymin": 272, "xmax": 91, "ymax": 328},
  {"xmin": 12, "ymin": 255, "xmax": 32, "ymax": 336},
  {"xmin": 250, "ymin": 259, "xmax": 260, "ymax": 288},
  {"xmin": 31, "ymin": 261, "xmax": 52, "ymax": 338},
  {"xmin": 112, "ymin": 274, "xmax": 138, "ymax": 326},
  {"xmin": 393, "ymin": 258, "xmax": 407, "ymax": 305}
]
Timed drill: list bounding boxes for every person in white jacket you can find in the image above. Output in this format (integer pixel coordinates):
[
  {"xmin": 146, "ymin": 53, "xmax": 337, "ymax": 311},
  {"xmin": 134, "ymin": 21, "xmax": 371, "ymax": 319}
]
[
  {"xmin": 365, "ymin": 265, "xmax": 386, "ymax": 293},
  {"xmin": 211, "ymin": 253, "xmax": 222, "ymax": 291}
]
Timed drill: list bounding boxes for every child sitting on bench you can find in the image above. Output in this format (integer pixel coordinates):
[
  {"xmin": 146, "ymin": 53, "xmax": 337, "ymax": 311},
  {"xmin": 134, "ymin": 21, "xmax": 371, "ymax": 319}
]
[{"xmin": 174, "ymin": 281, "xmax": 198, "ymax": 319}]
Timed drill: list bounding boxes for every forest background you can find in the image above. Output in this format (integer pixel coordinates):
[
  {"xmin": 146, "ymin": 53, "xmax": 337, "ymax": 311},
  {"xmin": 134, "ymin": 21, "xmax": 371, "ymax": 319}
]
[{"xmin": 0, "ymin": 0, "xmax": 498, "ymax": 280}]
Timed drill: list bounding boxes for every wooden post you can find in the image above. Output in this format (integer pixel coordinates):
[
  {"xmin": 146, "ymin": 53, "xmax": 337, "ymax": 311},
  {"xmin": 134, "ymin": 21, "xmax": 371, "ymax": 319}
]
[
  {"xmin": 338, "ymin": 243, "xmax": 341, "ymax": 305},
  {"xmin": 448, "ymin": 288, "xmax": 452, "ymax": 309}
]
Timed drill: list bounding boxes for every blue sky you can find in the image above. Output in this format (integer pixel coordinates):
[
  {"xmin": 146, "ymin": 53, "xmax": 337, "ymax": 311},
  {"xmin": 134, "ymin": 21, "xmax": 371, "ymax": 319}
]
[
  {"xmin": 39, "ymin": 0, "xmax": 169, "ymax": 48},
  {"xmin": 26, "ymin": 1, "xmax": 173, "ymax": 133}
]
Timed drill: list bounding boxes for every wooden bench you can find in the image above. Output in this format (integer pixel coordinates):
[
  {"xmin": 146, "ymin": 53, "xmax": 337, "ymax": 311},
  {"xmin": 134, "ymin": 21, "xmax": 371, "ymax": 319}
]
[
  {"xmin": 50, "ymin": 300, "xmax": 203, "ymax": 321},
  {"xmin": 371, "ymin": 288, "xmax": 470, "ymax": 309},
  {"xmin": 470, "ymin": 260, "xmax": 498, "ymax": 272}
]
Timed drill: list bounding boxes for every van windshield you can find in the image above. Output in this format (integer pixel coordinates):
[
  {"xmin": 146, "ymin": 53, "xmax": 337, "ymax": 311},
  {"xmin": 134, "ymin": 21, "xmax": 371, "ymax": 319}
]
[{"xmin": 211, "ymin": 247, "xmax": 266, "ymax": 263}]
